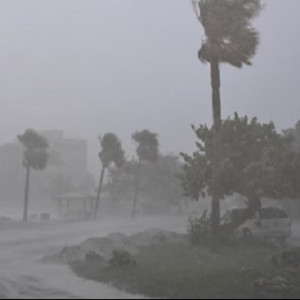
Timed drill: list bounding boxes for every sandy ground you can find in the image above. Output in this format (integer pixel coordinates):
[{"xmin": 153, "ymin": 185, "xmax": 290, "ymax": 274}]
[{"xmin": 0, "ymin": 216, "xmax": 187, "ymax": 299}]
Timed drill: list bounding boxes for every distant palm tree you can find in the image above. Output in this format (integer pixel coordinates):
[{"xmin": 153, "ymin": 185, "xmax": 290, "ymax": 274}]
[
  {"xmin": 190, "ymin": 0, "xmax": 262, "ymax": 245},
  {"xmin": 94, "ymin": 133, "xmax": 124, "ymax": 219},
  {"xmin": 131, "ymin": 130, "xmax": 159, "ymax": 219},
  {"xmin": 18, "ymin": 129, "xmax": 49, "ymax": 222}
]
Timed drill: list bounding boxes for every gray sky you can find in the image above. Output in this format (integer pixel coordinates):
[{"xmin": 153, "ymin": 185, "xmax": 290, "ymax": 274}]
[{"xmin": 0, "ymin": 0, "xmax": 299, "ymax": 176}]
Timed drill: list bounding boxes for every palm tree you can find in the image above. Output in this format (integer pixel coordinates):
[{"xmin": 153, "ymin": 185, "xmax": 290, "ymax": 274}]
[
  {"xmin": 18, "ymin": 129, "xmax": 49, "ymax": 222},
  {"xmin": 94, "ymin": 133, "xmax": 124, "ymax": 219},
  {"xmin": 131, "ymin": 129, "xmax": 159, "ymax": 219},
  {"xmin": 190, "ymin": 0, "xmax": 262, "ymax": 246}
]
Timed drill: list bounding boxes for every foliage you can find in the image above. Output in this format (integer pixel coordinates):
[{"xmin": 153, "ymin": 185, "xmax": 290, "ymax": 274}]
[
  {"xmin": 18, "ymin": 129, "xmax": 49, "ymax": 221},
  {"xmin": 72, "ymin": 239, "xmax": 281, "ymax": 299},
  {"xmin": 95, "ymin": 133, "xmax": 125, "ymax": 218},
  {"xmin": 179, "ymin": 114, "xmax": 300, "ymax": 230},
  {"xmin": 191, "ymin": 0, "xmax": 263, "ymax": 244},
  {"xmin": 44, "ymin": 172, "xmax": 95, "ymax": 197},
  {"xmin": 106, "ymin": 154, "xmax": 185, "ymax": 214},
  {"xmin": 17, "ymin": 129, "xmax": 49, "ymax": 170},
  {"xmin": 131, "ymin": 129, "xmax": 160, "ymax": 218},
  {"xmin": 180, "ymin": 113, "xmax": 300, "ymax": 201},
  {"xmin": 132, "ymin": 130, "xmax": 159, "ymax": 163},
  {"xmin": 99, "ymin": 133, "xmax": 125, "ymax": 169},
  {"xmin": 108, "ymin": 250, "xmax": 137, "ymax": 269},
  {"xmin": 192, "ymin": 0, "xmax": 262, "ymax": 68},
  {"xmin": 283, "ymin": 120, "xmax": 300, "ymax": 153},
  {"xmin": 187, "ymin": 210, "xmax": 211, "ymax": 246},
  {"xmin": 187, "ymin": 211, "xmax": 233, "ymax": 246}
]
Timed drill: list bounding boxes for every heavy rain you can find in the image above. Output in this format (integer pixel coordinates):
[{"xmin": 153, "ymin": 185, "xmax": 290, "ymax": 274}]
[{"xmin": 0, "ymin": 0, "xmax": 299, "ymax": 299}]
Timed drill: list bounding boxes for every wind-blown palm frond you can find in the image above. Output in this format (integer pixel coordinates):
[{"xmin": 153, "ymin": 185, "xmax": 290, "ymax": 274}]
[
  {"xmin": 18, "ymin": 129, "xmax": 49, "ymax": 170},
  {"xmin": 194, "ymin": 0, "xmax": 262, "ymax": 68},
  {"xmin": 132, "ymin": 130, "xmax": 159, "ymax": 163},
  {"xmin": 99, "ymin": 133, "xmax": 124, "ymax": 168}
]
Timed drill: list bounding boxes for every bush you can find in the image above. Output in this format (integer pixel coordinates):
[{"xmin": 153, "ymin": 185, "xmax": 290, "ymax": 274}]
[
  {"xmin": 187, "ymin": 210, "xmax": 234, "ymax": 246},
  {"xmin": 187, "ymin": 210, "xmax": 211, "ymax": 246},
  {"xmin": 108, "ymin": 249, "xmax": 137, "ymax": 269}
]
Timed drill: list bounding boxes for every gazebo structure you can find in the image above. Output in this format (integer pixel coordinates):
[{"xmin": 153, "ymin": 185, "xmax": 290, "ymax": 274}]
[{"xmin": 54, "ymin": 191, "xmax": 97, "ymax": 220}]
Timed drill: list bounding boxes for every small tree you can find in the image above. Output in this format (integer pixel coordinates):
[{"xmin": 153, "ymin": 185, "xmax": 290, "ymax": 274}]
[
  {"xmin": 94, "ymin": 133, "xmax": 124, "ymax": 219},
  {"xmin": 18, "ymin": 129, "xmax": 49, "ymax": 222},
  {"xmin": 131, "ymin": 130, "xmax": 159, "ymax": 219},
  {"xmin": 107, "ymin": 154, "xmax": 184, "ymax": 215},
  {"xmin": 179, "ymin": 113, "xmax": 300, "ymax": 234}
]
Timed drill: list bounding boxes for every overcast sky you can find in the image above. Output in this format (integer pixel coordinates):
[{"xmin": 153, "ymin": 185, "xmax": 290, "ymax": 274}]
[{"xmin": 0, "ymin": 0, "xmax": 299, "ymax": 176}]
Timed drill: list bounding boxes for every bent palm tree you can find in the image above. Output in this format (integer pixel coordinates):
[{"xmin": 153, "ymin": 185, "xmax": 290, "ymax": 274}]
[
  {"xmin": 190, "ymin": 0, "xmax": 262, "ymax": 246},
  {"xmin": 132, "ymin": 130, "xmax": 159, "ymax": 219},
  {"xmin": 18, "ymin": 129, "xmax": 49, "ymax": 222},
  {"xmin": 94, "ymin": 133, "xmax": 124, "ymax": 219}
]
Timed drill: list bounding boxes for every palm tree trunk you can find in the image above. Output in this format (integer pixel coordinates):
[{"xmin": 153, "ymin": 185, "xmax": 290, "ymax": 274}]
[
  {"xmin": 210, "ymin": 59, "xmax": 222, "ymax": 250},
  {"xmin": 94, "ymin": 166, "xmax": 106, "ymax": 219},
  {"xmin": 23, "ymin": 165, "xmax": 30, "ymax": 222},
  {"xmin": 132, "ymin": 158, "xmax": 142, "ymax": 219}
]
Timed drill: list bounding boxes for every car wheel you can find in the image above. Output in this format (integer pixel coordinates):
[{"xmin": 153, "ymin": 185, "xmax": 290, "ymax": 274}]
[{"xmin": 243, "ymin": 228, "xmax": 253, "ymax": 240}]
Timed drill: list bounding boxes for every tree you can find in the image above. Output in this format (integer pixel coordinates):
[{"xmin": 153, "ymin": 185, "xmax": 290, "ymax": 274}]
[
  {"xmin": 283, "ymin": 120, "xmax": 300, "ymax": 153},
  {"xmin": 131, "ymin": 130, "xmax": 159, "ymax": 219},
  {"xmin": 94, "ymin": 133, "xmax": 124, "ymax": 219},
  {"xmin": 107, "ymin": 154, "xmax": 184, "ymax": 216},
  {"xmin": 190, "ymin": 0, "xmax": 262, "ymax": 245},
  {"xmin": 179, "ymin": 113, "xmax": 300, "ymax": 233},
  {"xmin": 18, "ymin": 129, "xmax": 49, "ymax": 222}
]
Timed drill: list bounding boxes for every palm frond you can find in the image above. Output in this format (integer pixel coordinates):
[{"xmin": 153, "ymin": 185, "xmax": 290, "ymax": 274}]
[{"xmin": 196, "ymin": 0, "xmax": 262, "ymax": 68}]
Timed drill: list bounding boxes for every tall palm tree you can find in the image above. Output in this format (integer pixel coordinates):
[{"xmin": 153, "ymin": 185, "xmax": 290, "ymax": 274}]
[
  {"xmin": 131, "ymin": 129, "xmax": 159, "ymax": 219},
  {"xmin": 190, "ymin": 0, "xmax": 262, "ymax": 246},
  {"xmin": 94, "ymin": 133, "xmax": 124, "ymax": 219},
  {"xmin": 18, "ymin": 129, "xmax": 49, "ymax": 222}
]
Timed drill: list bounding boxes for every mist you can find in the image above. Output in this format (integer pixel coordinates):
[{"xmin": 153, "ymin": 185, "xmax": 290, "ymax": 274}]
[
  {"xmin": 0, "ymin": 0, "xmax": 300, "ymax": 299},
  {"xmin": 0, "ymin": 0, "xmax": 299, "ymax": 176}
]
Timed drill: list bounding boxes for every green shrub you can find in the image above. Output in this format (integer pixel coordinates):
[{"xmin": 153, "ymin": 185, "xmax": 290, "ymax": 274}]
[
  {"xmin": 108, "ymin": 249, "xmax": 137, "ymax": 269},
  {"xmin": 187, "ymin": 210, "xmax": 234, "ymax": 246},
  {"xmin": 187, "ymin": 210, "xmax": 211, "ymax": 246}
]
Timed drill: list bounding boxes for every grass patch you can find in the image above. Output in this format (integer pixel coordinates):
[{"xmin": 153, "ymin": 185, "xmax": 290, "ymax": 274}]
[{"xmin": 71, "ymin": 240, "xmax": 284, "ymax": 299}]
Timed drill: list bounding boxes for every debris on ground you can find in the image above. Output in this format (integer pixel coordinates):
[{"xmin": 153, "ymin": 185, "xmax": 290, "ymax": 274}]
[
  {"xmin": 41, "ymin": 229, "xmax": 186, "ymax": 268},
  {"xmin": 253, "ymin": 276, "xmax": 290, "ymax": 298}
]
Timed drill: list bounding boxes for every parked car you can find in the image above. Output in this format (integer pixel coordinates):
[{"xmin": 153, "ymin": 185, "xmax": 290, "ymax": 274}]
[{"xmin": 221, "ymin": 206, "xmax": 292, "ymax": 240}]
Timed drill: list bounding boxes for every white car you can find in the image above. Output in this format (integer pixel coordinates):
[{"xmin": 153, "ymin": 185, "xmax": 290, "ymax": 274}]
[{"xmin": 221, "ymin": 206, "xmax": 292, "ymax": 240}]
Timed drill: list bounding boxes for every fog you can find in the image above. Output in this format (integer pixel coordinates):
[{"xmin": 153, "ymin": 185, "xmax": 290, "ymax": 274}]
[
  {"xmin": 0, "ymin": 0, "xmax": 299, "ymax": 176},
  {"xmin": 0, "ymin": 0, "xmax": 300, "ymax": 299}
]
